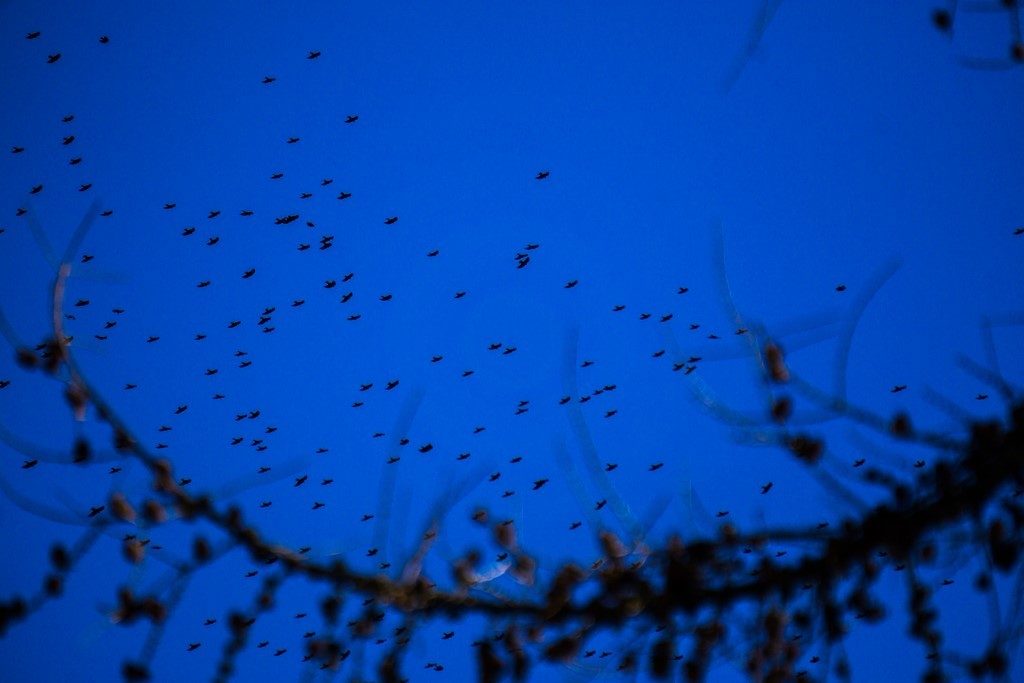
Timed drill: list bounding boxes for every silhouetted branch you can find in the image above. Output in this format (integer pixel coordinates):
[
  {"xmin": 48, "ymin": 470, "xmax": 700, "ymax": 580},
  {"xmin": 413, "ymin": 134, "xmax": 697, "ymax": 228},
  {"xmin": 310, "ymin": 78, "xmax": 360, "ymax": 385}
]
[{"xmin": 3, "ymin": 258, "xmax": 1021, "ymax": 680}]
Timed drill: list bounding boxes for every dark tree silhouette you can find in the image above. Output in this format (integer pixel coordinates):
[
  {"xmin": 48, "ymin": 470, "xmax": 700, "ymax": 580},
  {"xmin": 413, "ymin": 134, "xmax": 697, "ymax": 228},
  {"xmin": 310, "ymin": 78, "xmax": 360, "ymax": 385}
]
[{"xmin": 0, "ymin": 209, "xmax": 1021, "ymax": 682}]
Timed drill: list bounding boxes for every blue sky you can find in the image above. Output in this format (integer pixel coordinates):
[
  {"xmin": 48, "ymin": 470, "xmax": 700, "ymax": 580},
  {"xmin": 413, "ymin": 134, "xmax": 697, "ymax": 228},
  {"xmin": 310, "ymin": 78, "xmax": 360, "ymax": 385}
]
[{"xmin": 1, "ymin": 1, "xmax": 1022, "ymax": 681}]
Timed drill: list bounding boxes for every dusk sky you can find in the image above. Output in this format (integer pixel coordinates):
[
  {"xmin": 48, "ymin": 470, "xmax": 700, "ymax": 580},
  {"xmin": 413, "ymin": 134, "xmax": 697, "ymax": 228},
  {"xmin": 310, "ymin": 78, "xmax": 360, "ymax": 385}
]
[{"xmin": 1, "ymin": 2, "xmax": 1022, "ymax": 681}]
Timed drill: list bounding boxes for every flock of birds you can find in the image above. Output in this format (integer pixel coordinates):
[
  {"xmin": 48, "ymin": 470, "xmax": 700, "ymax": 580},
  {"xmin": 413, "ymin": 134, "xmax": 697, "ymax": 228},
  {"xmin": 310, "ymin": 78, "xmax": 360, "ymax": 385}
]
[{"xmin": 2, "ymin": 25, "xmax": 1014, "ymax": 679}]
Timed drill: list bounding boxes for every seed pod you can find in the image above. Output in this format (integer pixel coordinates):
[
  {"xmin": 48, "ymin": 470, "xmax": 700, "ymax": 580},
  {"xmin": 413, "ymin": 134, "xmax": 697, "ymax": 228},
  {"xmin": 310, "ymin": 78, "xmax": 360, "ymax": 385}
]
[
  {"xmin": 600, "ymin": 530, "xmax": 629, "ymax": 559},
  {"xmin": 543, "ymin": 635, "xmax": 579, "ymax": 663},
  {"xmin": 890, "ymin": 412, "xmax": 912, "ymax": 437},
  {"xmin": 477, "ymin": 641, "xmax": 505, "ymax": 683},
  {"xmin": 109, "ymin": 493, "xmax": 136, "ymax": 523},
  {"xmin": 763, "ymin": 343, "xmax": 789, "ymax": 383},
  {"xmin": 50, "ymin": 544, "xmax": 71, "ymax": 571},
  {"xmin": 770, "ymin": 396, "xmax": 792, "ymax": 423},
  {"xmin": 152, "ymin": 459, "xmax": 175, "ymax": 492},
  {"xmin": 142, "ymin": 499, "xmax": 167, "ymax": 524},
  {"xmin": 649, "ymin": 637, "xmax": 672, "ymax": 678},
  {"xmin": 787, "ymin": 435, "xmax": 823, "ymax": 464},
  {"xmin": 44, "ymin": 574, "xmax": 63, "ymax": 596},
  {"xmin": 320, "ymin": 595, "xmax": 342, "ymax": 624},
  {"xmin": 123, "ymin": 538, "xmax": 145, "ymax": 564},
  {"xmin": 193, "ymin": 536, "xmax": 212, "ymax": 563},
  {"xmin": 511, "ymin": 554, "xmax": 536, "ymax": 586},
  {"xmin": 121, "ymin": 661, "xmax": 151, "ymax": 682},
  {"xmin": 72, "ymin": 437, "xmax": 91, "ymax": 464},
  {"xmin": 494, "ymin": 521, "xmax": 516, "ymax": 550},
  {"xmin": 64, "ymin": 381, "xmax": 88, "ymax": 420},
  {"xmin": 15, "ymin": 347, "xmax": 38, "ymax": 369},
  {"xmin": 113, "ymin": 428, "xmax": 135, "ymax": 453}
]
